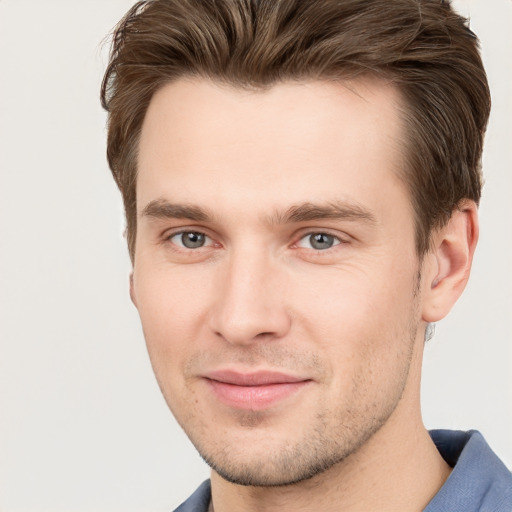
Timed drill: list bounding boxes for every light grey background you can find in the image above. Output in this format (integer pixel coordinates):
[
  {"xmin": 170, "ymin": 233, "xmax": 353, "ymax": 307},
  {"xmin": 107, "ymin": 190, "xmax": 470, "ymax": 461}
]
[{"xmin": 0, "ymin": 1, "xmax": 510, "ymax": 511}]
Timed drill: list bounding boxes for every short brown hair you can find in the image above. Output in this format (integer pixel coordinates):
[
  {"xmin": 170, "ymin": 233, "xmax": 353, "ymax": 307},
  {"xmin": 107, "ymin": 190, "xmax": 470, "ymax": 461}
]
[{"xmin": 101, "ymin": 0, "xmax": 490, "ymax": 260}]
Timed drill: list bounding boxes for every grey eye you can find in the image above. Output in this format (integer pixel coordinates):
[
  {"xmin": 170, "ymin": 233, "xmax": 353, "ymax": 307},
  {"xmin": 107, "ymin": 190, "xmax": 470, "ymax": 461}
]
[
  {"xmin": 298, "ymin": 233, "xmax": 340, "ymax": 250},
  {"xmin": 171, "ymin": 231, "xmax": 208, "ymax": 249},
  {"xmin": 309, "ymin": 233, "xmax": 335, "ymax": 250}
]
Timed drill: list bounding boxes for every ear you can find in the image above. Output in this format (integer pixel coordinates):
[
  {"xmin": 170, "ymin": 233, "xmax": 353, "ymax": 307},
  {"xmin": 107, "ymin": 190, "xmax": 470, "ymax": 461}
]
[
  {"xmin": 421, "ymin": 200, "xmax": 479, "ymax": 323},
  {"xmin": 129, "ymin": 272, "xmax": 138, "ymax": 308}
]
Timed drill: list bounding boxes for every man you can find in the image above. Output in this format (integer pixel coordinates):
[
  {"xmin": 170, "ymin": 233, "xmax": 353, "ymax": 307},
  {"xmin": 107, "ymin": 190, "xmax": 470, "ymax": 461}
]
[{"xmin": 101, "ymin": 0, "xmax": 512, "ymax": 510}]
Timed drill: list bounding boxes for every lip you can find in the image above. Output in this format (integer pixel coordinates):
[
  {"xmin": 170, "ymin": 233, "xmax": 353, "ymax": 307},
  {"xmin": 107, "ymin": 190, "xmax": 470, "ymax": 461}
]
[{"xmin": 203, "ymin": 370, "xmax": 312, "ymax": 410}]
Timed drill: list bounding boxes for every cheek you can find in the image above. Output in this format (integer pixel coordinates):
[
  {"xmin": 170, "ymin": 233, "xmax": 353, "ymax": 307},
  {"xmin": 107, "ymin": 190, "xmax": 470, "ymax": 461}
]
[
  {"xmin": 292, "ymin": 261, "xmax": 419, "ymax": 375},
  {"xmin": 132, "ymin": 265, "xmax": 213, "ymax": 374},
  {"xmin": 295, "ymin": 271, "xmax": 418, "ymax": 431},
  {"xmin": 295, "ymin": 263, "xmax": 413, "ymax": 332}
]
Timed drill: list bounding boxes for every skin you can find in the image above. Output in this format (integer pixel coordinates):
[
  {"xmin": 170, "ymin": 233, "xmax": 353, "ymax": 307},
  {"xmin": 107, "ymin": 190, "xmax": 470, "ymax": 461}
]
[{"xmin": 131, "ymin": 78, "xmax": 478, "ymax": 511}]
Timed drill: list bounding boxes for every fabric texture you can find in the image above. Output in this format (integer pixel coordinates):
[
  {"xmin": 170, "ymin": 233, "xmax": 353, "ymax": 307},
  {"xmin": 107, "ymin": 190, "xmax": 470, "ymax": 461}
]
[
  {"xmin": 425, "ymin": 430, "xmax": 512, "ymax": 511},
  {"xmin": 174, "ymin": 480, "xmax": 211, "ymax": 512},
  {"xmin": 173, "ymin": 430, "xmax": 512, "ymax": 512}
]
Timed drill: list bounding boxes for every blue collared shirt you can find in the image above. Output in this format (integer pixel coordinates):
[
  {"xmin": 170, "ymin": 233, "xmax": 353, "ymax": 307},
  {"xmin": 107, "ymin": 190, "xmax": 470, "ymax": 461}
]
[
  {"xmin": 425, "ymin": 430, "xmax": 512, "ymax": 511},
  {"xmin": 174, "ymin": 430, "xmax": 512, "ymax": 511}
]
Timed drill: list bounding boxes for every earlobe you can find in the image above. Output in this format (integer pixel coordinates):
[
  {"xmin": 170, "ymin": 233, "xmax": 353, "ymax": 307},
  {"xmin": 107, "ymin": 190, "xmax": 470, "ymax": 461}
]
[{"xmin": 422, "ymin": 200, "xmax": 479, "ymax": 323}]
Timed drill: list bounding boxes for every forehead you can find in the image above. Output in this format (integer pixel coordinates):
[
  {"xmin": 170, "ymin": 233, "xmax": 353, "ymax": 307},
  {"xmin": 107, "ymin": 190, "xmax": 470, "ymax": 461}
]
[{"xmin": 137, "ymin": 77, "xmax": 408, "ymax": 219}]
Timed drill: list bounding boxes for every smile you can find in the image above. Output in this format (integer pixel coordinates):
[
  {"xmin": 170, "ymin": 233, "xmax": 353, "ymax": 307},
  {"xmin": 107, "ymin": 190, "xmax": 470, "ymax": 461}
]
[{"xmin": 203, "ymin": 370, "xmax": 312, "ymax": 411}]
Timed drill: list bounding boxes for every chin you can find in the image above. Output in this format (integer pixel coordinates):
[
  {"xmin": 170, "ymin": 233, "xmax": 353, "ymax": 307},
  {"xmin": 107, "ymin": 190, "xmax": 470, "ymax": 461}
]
[
  {"xmin": 192, "ymin": 421, "xmax": 376, "ymax": 488},
  {"xmin": 203, "ymin": 450, "xmax": 345, "ymax": 487}
]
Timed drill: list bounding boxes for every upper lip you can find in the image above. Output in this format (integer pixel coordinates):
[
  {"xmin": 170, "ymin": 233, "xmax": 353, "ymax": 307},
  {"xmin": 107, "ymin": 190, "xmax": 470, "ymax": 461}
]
[{"xmin": 204, "ymin": 370, "xmax": 310, "ymax": 386}]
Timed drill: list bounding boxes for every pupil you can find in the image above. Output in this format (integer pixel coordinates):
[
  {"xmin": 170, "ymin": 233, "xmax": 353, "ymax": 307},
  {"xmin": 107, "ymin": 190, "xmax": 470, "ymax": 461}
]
[
  {"xmin": 310, "ymin": 233, "xmax": 333, "ymax": 250},
  {"xmin": 182, "ymin": 232, "xmax": 205, "ymax": 248}
]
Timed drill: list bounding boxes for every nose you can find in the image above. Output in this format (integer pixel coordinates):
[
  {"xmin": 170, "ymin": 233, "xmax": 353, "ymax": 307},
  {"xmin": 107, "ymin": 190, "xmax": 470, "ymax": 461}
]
[{"xmin": 208, "ymin": 249, "xmax": 291, "ymax": 345}]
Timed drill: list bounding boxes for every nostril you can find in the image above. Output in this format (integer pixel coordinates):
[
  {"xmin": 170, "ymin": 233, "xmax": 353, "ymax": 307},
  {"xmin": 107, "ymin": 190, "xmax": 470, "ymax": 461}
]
[{"xmin": 214, "ymin": 330, "xmax": 277, "ymax": 343}]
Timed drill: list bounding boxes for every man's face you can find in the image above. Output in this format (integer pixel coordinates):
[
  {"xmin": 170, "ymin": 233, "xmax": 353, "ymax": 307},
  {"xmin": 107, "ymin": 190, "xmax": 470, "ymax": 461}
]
[{"xmin": 133, "ymin": 78, "xmax": 428, "ymax": 486}]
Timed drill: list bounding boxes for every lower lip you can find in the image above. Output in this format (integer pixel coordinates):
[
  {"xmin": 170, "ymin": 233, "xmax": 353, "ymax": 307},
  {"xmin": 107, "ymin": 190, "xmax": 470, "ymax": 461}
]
[{"xmin": 205, "ymin": 379, "xmax": 311, "ymax": 410}]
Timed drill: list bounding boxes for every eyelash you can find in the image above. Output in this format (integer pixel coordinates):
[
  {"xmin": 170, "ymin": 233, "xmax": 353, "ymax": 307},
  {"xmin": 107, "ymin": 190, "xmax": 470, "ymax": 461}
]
[
  {"xmin": 166, "ymin": 230, "xmax": 216, "ymax": 250},
  {"xmin": 164, "ymin": 229, "xmax": 346, "ymax": 253},
  {"xmin": 295, "ymin": 232, "xmax": 343, "ymax": 251}
]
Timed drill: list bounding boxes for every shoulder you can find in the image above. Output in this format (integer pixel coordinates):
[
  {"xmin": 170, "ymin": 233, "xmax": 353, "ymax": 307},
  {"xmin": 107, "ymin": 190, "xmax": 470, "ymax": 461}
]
[{"xmin": 173, "ymin": 480, "xmax": 212, "ymax": 512}]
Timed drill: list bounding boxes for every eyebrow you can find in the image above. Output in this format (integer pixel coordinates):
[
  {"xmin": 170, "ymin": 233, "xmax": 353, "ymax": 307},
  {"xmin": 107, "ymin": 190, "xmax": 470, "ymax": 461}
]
[
  {"xmin": 141, "ymin": 199, "xmax": 212, "ymax": 222},
  {"xmin": 140, "ymin": 198, "xmax": 376, "ymax": 225},
  {"xmin": 270, "ymin": 201, "xmax": 377, "ymax": 225}
]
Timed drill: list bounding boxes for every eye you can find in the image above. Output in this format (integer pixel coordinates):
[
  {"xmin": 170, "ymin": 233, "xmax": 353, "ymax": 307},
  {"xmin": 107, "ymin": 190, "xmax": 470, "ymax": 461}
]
[
  {"xmin": 297, "ymin": 232, "xmax": 341, "ymax": 250},
  {"xmin": 169, "ymin": 231, "xmax": 212, "ymax": 249}
]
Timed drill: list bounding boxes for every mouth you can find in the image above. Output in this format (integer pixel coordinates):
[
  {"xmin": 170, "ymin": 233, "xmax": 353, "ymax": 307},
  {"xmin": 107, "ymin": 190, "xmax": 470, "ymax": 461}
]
[{"xmin": 203, "ymin": 370, "xmax": 312, "ymax": 410}]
